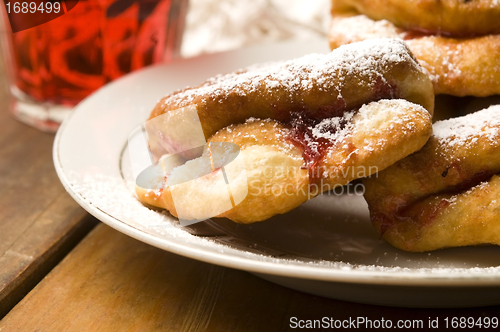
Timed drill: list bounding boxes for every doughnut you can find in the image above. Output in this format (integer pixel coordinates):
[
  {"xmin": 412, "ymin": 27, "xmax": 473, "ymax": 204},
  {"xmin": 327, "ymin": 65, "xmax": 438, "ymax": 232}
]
[
  {"xmin": 363, "ymin": 105, "xmax": 500, "ymax": 252},
  {"xmin": 331, "ymin": 0, "xmax": 500, "ymax": 36},
  {"xmin": 328, "ymin": 11, "xmax": 500, "ymax": 96},
  {"xmin": 150, "ymin": 39, "xmax": 433, "ymax": 138},
  {"xmin": 136, "ymin": 39, "xmax": 434, "ymax": 223}
]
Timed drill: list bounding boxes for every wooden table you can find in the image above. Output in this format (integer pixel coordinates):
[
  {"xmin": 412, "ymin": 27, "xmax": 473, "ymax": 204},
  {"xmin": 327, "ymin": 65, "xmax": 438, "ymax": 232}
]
[{"xmin": 1, "ymin": 58, "xmax": 500, "ymax": 332}]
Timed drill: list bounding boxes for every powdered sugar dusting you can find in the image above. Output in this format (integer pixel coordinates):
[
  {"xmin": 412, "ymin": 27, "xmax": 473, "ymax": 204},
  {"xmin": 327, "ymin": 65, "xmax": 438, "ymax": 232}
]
[
  {"xmin": 312, "ymin": 111, "xmax": 355, "ymax": 141},
  {"xmin": 488, "ymin": 0, "xmax": 500, "ymax": 7},
  {"xmin": 69, "ymin": 172, "xmax": 187, "ymax": 235},
  {"xmin": 329, "ymin": 13, "xmax": 465, "ymax": 86},
  {"xmin": 330, "ymin": 14, "xmax": 399, "ymax": 41},
  {"xmin": 162, "ymin": 38, "xmax": 416, "ymax": 109},
  {"xmin": 433, "ymin": 105, "xmax": 500, "ymax": 150}
]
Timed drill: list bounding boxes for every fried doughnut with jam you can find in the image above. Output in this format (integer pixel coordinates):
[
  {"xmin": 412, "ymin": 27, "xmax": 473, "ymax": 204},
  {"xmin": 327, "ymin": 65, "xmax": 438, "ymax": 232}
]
[
  {"xmin": 150, "ymin": 39, "xmax": 433, "ymax": 138},
  {"xmin": 331, "ymin": 0, "xmax": 500, "ymax": 36},
  {"xmin": 363, "ymin": 105, "xmax": 500, "ymax": 251},
  {"xmin": 139, "ymin": 100, "xmax": 432, "ymax": 223},
  {"xmin": 328, "ymin": 11, "xmax": 500, "ymax": 96},
  {"xmin": 137, "ymin": 39, "xmax": 434, "ymax": 223}
]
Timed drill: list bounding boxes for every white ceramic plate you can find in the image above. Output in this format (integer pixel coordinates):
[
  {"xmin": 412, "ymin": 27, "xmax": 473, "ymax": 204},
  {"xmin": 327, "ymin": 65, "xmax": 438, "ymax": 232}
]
[{"xmin": 54, "ymin": 40, "xmax": 500, "ymax": 308}]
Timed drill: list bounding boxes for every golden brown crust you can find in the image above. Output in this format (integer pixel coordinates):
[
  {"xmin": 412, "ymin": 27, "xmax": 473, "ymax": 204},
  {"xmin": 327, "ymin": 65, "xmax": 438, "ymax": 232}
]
[
  {"xmin": 329, "ymin": 11, "xmax": 500, "ymax": 97},
  {"xmin": 331, "ymin": 0, "xmax": 500, "ymax": 36},
  {"xmin": 363, "ymin": 105, "xmax": 500, "ymax": 251},
  {"xmin": 203, "ymin": 121, "xmax": 310, "ymax": 223}
]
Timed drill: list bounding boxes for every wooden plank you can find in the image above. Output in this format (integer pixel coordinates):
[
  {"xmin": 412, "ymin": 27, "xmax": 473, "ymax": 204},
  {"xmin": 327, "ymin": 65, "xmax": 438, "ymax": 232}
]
[
  {"xmin": 2, "ymin": 224, "xmax": 500, "ymax": 332},
  {"xmin": 0, "ymin": 53, "xmax": 98, "ymax": 317},
  {"xmin": 0, "ymin": 225, "xmax": 292, "ymax": 331}
]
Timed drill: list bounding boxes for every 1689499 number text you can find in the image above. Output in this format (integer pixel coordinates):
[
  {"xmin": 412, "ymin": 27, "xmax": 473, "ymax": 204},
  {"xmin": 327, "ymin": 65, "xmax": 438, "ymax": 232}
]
[{"xmin": 5, "ymin": 2, "xmax": 61, "ymax": 14}]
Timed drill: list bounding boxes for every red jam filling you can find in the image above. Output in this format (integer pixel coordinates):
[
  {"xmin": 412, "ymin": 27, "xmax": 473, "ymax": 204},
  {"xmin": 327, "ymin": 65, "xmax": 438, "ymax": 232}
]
[
  {"xmin": 402, "ymin": 26, "xmax": 480, "ymax": 40},
  {"xmin": 378, "ymin": 169, "xmax": 497, "ymax": 234},
  {"xmin": 278, "ymin": 79, "xmax": 399, "ymax": 184}
]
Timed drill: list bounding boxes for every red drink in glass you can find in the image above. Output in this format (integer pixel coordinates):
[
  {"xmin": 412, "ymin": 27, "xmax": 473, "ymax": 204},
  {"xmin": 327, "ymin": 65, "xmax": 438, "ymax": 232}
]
[{"xmin": 1, "ymin": 0, "xmax": 187, "ymax": 131}]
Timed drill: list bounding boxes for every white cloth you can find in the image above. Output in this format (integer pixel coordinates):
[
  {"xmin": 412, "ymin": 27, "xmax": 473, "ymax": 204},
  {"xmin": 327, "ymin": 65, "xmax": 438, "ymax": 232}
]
[{"xmin": 181, "ymin": 0, "xmax": 330, "ymax": 57}]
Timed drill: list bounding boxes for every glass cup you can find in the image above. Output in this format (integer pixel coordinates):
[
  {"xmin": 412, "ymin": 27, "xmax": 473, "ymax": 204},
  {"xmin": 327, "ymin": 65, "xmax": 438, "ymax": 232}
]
[{"xmin": 0, "ymin": 0, "xmax": 187, "ymax": 132}]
